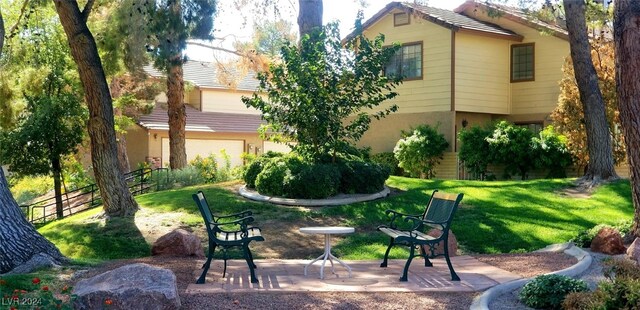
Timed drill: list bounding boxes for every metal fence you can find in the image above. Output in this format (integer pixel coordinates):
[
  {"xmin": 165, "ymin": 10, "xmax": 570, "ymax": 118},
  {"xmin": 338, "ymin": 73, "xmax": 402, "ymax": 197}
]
[{"xmin": 20, "ymin": 168, "xmax": 169, "ymax": 224}]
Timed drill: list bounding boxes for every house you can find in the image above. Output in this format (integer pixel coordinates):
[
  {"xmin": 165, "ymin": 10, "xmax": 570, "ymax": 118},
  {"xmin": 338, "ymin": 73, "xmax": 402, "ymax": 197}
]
[
  {"xmin": 350, "ymin": 1, "xmax": 599, "ymax": 179},
  {"xmin": 124, "ymin": 61, "xmax": 290, "ymax": 169}
]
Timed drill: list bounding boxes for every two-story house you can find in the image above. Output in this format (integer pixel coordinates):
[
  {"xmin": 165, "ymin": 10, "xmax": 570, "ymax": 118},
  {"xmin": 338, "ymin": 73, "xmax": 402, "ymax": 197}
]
[
  {"xmin": 124, "ymin": 61, "xmax": 290, "ymax": 168},
  {"xmin": 352, "ymin": 1, "xmax": 577, "ymax": 179}
]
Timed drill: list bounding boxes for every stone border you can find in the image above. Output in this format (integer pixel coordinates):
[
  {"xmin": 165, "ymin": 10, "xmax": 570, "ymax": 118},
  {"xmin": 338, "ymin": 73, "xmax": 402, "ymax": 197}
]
[
  {"xmin": 238, "ymin": 186, "xmax": 390, "ymax": 206},
  {"xmin": 469, "ymin": 242, "xmax": 592, "ymax": 310}
]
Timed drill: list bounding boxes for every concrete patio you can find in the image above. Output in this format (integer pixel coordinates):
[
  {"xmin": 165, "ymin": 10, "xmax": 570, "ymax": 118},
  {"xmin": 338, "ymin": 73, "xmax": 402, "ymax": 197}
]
[{"xmin": 186, "ymin": 256, "xmax": 521, "ymax": 294}]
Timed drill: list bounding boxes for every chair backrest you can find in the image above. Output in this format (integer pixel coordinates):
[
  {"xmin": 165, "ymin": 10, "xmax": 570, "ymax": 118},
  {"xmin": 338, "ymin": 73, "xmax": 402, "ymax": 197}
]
[
  {"xmin": 421, "ymin": 191, "xmax": 463, "ymax": 232},
  {"xmin": 193, "ymin": 191, "xmax": 216, "ymax": 234}
]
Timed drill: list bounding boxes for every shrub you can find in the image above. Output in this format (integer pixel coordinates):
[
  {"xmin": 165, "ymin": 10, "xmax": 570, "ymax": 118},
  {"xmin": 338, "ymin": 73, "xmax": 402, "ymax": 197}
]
[
  {"xmin": 394, "ymin": 125, "xmax": 449, "ymax": 179},
  {"xmin": 486, "ymin": 121, "xmax": 536, "ymax": 180},
  {"xmin": 370, "ymin": 152, "xmax": 402, "ymax": 176},
  {"xmin": 190, "ymin": 154, "xmax": 218, "ymax": 183},
  {"xmin": 518, "ymin": 274, "xmax": 588, "ymax": 309},
  {"xmin": 458, "ymin": 124, "xmax": 494, "ymax": 180},
  {"xmin": 243, "ymin": 153, "xmax": 284, "ymax": 189},
  {"xmin": 255, "ymin": 155, "xmax": 304, "ymax": 197},
  {"xmin": 572, "ymin": 221, "xmax": 631, "ymax": 248},
  {"xmin": 9, "ymin": 175, "xmax": 53, "ymax": 205},
  {"xmin": 339, "ymin": 161, "xmax": 389, "ymax": 194},
  {"xmin": 286, "ymin": 164, "xmax": 340, "ymax": 199},
  {"xmin": 531, "ymin": 126, "xmax": 574, "ymax": 178},
  {"xmin": 161, "ymin": 166, "xmax": 204, "ymax": 189}
]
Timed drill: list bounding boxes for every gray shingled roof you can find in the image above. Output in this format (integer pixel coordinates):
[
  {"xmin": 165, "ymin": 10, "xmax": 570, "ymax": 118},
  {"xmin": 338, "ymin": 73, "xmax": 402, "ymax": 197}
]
[
  {"xmin": 144, "ymin": 61, "xmax": 260, "ymax": 92},
  {"xmin": 138, "ymin": 105, "xmax": 263, "ymax": 133},
  {"xmin": 344, "ymin": 1, "xmax": 522, "ymax": 42}
]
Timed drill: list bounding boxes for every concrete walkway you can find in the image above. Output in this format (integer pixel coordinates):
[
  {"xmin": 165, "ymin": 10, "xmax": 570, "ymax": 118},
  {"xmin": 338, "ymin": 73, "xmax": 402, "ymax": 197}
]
[{"xmin": 186, "ymin": 257, "xmax": 521, "ymax": 294}]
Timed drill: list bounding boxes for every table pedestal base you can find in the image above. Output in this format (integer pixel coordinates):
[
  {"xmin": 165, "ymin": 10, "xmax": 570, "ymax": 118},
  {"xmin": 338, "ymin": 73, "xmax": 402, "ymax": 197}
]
[{"xmin": 304, "ymin": 234, "xmax": 352, "ymax": 279}]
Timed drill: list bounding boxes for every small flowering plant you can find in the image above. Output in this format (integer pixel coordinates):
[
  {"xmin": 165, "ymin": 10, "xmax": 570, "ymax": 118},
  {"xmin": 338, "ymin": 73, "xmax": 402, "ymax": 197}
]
[{"xmin": 0, "ymin": 276, "xmax": 75, "ymax": 309}]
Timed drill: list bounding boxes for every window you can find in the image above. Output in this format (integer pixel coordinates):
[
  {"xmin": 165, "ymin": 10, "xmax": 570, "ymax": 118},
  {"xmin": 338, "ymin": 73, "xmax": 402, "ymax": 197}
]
[
  {"xmin": 394, "ymin": 12, "xmax": 410, "ymax": 26},
  {"xmin": 511, "ymin": 43, "xmax": 535, "ymax": 82},
  {"xmin": 385, "ymin": 42, "xmax": 422, "ymax": 80}
]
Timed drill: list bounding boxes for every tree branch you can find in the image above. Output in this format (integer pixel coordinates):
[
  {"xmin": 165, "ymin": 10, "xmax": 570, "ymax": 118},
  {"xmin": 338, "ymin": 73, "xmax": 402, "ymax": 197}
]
[
  {"xmin": 81, "ymin": 0, "xmax": 95, "ymax": 22},
  {"xmin": 186, "ymin": 40, "xmax": 244, "ymax": 57},
  {"xmin": 7, "ymin": 0, "xmax": 30, "ymax": 36}
]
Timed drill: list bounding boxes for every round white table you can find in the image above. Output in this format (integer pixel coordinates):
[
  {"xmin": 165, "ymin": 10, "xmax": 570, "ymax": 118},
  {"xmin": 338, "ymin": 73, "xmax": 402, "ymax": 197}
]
[{"xmin": 299, "ymin": 226, "xmax": 355, "ymax": 279}]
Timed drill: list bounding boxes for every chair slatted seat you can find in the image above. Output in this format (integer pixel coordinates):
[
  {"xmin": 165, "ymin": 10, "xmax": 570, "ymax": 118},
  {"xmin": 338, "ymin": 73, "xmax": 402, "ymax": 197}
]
[
  {"xmin": 193, "ymin": 191, "xmax": 264, "ymax": 284},
  {"xmin": 378, "ymin": 190, "xmax": 463, "ymax": 282}
]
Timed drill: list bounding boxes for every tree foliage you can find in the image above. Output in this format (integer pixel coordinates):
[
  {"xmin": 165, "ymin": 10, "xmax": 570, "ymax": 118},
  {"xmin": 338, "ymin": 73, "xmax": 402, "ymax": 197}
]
[
  {"xmin": 532, "ymin": 126, "xmax": 574, "ymax": 178},
  {"xmin": 486, "ymin": 121, "xmax": 536, "ymax": 180},
  {"xmin": 551, "ymin": 42, "xmax": 624, "ymax": 171},
  {"xmin": 458, "ymin": 125, "xmax": 493, "ymax": 180},
  {"xmin": 242, "ymin": 20, "xmax": 402, "ymax": 160},
  {"xmin": 394, "ymin": 125, "xmax": 449, "ymax": 179}
]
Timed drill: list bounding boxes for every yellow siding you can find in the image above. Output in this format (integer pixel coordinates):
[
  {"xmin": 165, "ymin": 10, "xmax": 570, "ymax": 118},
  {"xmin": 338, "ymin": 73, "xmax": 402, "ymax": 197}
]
[
  {"xmin": 455, "ymin": 33, "xmax": 510, "ymax": 114},
  {"xmin": 124, "ymin": 124, "xmax": 150, "ymax": 168},
  {"xmin": 433, "ymin": 152, "xmax": 458, "ymax": 179},
  {"xmin": 458, "ymin": 7, "xmax": 570, "ymax": 116},
  {"xmin": 364, "ymin": 8, "xmax": 452, "ymax": 114},
  {"xmin": 188, "ymin": 89, "xmax": 201, "ymax": 110},
  {"xmin": 200, "ymin": 89, "xmax": 260, "ymax": 114}
]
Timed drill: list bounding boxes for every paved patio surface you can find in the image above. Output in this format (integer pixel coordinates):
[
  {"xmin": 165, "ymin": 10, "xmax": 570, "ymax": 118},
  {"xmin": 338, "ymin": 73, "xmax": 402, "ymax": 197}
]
[{"xmin": 186, "ymin": 256, "xmax": 521, "ymax": 294}]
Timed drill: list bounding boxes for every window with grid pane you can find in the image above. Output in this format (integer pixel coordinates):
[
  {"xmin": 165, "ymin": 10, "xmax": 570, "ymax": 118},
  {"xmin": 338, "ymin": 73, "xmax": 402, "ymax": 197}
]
[
  {"xmin": 511, "ymin": 43, "xmax": 534, "ymax": 82},
  {"xmin": 385, "ymin": 42, "xmax": 422, "ymax": 80}
]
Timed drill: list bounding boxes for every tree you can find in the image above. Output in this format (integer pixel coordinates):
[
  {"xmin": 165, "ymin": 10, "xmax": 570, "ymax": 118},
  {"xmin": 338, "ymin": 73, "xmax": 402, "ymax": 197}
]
[
  {"xmin": 551, "ymin": 42, "xmax": 625, "ymax": 172},
  {"xmin": 298, "ymin": 0, "xmax": 322, "ymax": 38},
  {"xmin": 563, "ymin": 0, "xmax": 618, "ymax": 184},
  {"xmin": 613, "ymin": 0, "xmax": 640, "ymax": 238},
  {"xmin": 486, "ymin": 121, "xmax": 536, "ymax": 180},
  {"xmin": 242, "ymin": 21, "xmax": 402, "ymax": 160},
  {"xmin": 252, "ymin": 19, "xmax": 296, "ymax": 58},
  {"xmin": 53, "ymin": 0, "xmax": 139, "ymax": 216},
  {"xmin": 458, "ymin": 124, "xmax": 494, "ymax": 180},
  {"xmin": 394, "ymin": 125, "xmax": 449, "ymax": 179},
  {"xmin": 0, "ymin": 2, "xmax": 67, "ymax": 275}
]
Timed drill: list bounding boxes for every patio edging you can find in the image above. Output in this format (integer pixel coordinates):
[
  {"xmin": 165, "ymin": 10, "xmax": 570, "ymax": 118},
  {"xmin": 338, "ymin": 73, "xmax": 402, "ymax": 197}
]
[
  {"xmin": 469, "ymin": 242, "xmax": 592, "ymax": 310},
  {"xmin": 238, "ymin": 185, "xmax": 390, "ymax": 206}
]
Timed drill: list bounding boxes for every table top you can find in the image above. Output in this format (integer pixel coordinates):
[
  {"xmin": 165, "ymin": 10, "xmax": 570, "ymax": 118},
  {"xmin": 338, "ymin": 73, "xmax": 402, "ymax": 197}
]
[{"xmin": 299, "ymin": 226, "xmax": 355, "ymax": 235}]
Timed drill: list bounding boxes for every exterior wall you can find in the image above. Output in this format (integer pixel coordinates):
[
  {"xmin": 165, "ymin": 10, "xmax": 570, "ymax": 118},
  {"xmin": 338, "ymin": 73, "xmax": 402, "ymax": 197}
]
[
  {"xmin": 124, "ymin": 124, "xmax": 150, "ymax": 169},
  {"xmin": 459, "ymin": 7, "xmax": 570, "ymax": 116},
  {"xmin": 454, "ymin": 112, "xmax": 494, "ymax": 152},
  {"xmin": 357, "ymin": 111, "xmax": 455, "ymax": 154},
  {"xmin": 454, "ymin": 32, "xmax": 511, "ymax": 114},
  {"xmin": 188, "ymin": 89, "xmax": 201, "ymax": 110},
  {"xmin": 363, "ymin": 8, "xmax": 452, "ymax": 114},
  {"xmin": 433, "ymin": 152, "xmax": 458, "ymax": 179},
  {"xmin": 200, "ymin": 88, "xmax": 260, "ymax": 114}
]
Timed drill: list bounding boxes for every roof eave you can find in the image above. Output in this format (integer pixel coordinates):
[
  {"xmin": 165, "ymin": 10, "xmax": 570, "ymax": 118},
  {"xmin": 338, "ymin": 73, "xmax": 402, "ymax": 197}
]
[{"xmin": 457, "ymin": 27, "xmax": 524, "ymax": 42}]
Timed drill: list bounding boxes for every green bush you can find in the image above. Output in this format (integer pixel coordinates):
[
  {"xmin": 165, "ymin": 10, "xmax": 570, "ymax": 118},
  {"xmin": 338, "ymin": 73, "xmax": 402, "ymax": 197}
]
[
  {"xmin": 394, "ymin": 125, "xmax": 449, "ymax": 179},
  {"xmin": 572, "ymin": 220, "xmax": 631, "ymax": 248},
  {"xmin": 286, "ymin": 164, "xmax": 340, "ymax": 199},
  {"xmin": 532, "ymin": 126, "xmax": 574, "ymax": 178},
  {"xmin": 486, "ymin": 121, "xmax": 536, "ymax": 180},
  {"xmin": 339, "ymin": 161, "xmax": 389, "ymax": 194},
  {"xmin": 458, "ymin": 124, "xmax": 494, "ymax": 180},
  {"xmin": 160, "ymin": 166, "xmax": 204, "ymax": 189},
  {"xmin": 243, "ymin": 152, "xmax": 284, "ymax": 189},
  {"xmin": 370, "ymin": 152, "xmax": 402, "ymax": 176},
  {"xmin": 9, "ymin": 175, "xmax": 53, "ymax": 204},
  {"xmin": 519, "ymin": 274, "xmax": 588, "ymax": 309},
  {"xmin": 255, "ymin": 155, "xmax": 304, "ymax": 197},
  {"xmin": 190, "ymin": 154, "xmax": 218, "ymax": 183}
]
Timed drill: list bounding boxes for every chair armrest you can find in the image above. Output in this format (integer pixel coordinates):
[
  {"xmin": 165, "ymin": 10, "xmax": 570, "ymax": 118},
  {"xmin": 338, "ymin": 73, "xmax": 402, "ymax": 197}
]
[
  {"xmin": 208, "ymin": 216, "xmax": 255, "ymax": 229},
  {"xmin": 213, "ymin": 210, "xmax": 253, "ymax": 222},
  {"xmin": 404, "ymin": 216, "xmax": 446, "ymax": 231},
  {"xmin": 384, "ymin": 209, "xmax": 421, "ymax": 229}
]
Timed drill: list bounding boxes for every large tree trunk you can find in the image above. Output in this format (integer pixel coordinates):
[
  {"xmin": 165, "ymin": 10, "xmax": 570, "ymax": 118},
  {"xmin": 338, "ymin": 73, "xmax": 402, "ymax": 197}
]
[
  {"xmin": 51, "ymin": 154, "xmax": 64, "ymax": 219},
  {"xmin": 0, "ymin": 169, "xmax": 66, "ymax": 274},
  {"xmin": 166, "ymin": 0, "xmax": 188, "ymax": 170},
  {"xmin": 564, "ymin": 0, "xmax": 618, "ymax": 184},
  {"xmin": 53, "ymin": 0, "xmax": 138, "ymax": 216},
  {"xmin": 116, "ymin": 133, "xmax": 131, "ymax": 174},
  {"xmin": 297, "ymin": 0, "xmax": 323, "ymax": 39},
  {"xmin": 614, "ymin": 0, "xmax": 640, "ymax": 239}
]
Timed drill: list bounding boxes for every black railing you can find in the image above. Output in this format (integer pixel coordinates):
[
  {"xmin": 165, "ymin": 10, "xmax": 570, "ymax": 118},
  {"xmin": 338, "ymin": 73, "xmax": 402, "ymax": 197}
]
[{"xmin": 20, "ymin": 168, "xmax": 169, "ymax": 224}]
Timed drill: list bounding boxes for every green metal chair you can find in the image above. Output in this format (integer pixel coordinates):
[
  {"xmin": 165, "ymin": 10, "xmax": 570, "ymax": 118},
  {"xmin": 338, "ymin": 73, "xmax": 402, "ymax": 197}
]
[
  {"xmin": 378, "ymin": 190, "xmax": 463, "ymax": 282},
  {"xmin": 193, "ymin": 191, "xmax": 264, "ymax": 284}
]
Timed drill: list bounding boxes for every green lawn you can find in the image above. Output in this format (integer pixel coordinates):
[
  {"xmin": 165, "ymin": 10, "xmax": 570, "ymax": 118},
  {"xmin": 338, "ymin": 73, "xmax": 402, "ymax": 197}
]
[{"xmin": 38, "ymin": 177, "xmax": 634, "ymax": 262}]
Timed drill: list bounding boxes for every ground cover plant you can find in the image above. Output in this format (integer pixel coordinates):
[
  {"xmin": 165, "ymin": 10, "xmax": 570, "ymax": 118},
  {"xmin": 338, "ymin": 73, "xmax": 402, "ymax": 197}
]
[{"xmin": 37, "ymin": 177, "xmax": 634, "ymax": 262}]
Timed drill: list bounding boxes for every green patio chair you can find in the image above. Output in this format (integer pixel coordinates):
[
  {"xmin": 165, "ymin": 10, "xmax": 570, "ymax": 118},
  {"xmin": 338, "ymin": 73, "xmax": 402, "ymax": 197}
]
[
  {"xmin": 193, "ymin": 191, "xmax": 264, "ymax": 284},
  {"xmin": 378, "ymin": 190, "xmax": 463, "ymax": 282}
]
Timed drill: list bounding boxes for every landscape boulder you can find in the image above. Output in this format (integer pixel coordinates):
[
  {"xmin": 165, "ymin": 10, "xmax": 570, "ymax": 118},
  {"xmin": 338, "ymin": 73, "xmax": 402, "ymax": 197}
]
[
  {"xmin": 627, "ymin": 238, "xmax": 640, "ymax": 265},
  {"xmin": 152, "ymin": 228, "xmax": 204, "ymax": 257},
  {"xmin": 590, "ymin": 227, "xmax": 626, "ymax": 255},
  {"xmin": 73, "ymin": 263, "xmax": 180, "ymax": 310},
  {"xmin": 423, "ymin": 229, "xmax": 457, "ymax": 257}
]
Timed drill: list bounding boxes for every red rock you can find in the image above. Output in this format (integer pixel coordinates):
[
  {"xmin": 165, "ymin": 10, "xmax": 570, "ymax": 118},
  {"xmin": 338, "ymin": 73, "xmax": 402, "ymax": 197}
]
[
  {"xmin": 590, "ymin": 227, "xmax": 627, "ymax": 255},
  {"xmin": 152, "ymin": 229, "xmax": 204, "ymax": 257},
  {"xmin": 422, "ymin": 229, "xmax": 457, "ymax": 257},
  {"xmin": 627, "ymin": 238, "xmax": 640, "ymax": 264}
]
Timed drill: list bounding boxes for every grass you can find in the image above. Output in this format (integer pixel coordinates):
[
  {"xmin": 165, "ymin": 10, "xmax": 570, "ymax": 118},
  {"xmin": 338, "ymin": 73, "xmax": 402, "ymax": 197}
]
[{"xmin": 37, "ymin": 177, "xmax": 634, "ymax": 262}]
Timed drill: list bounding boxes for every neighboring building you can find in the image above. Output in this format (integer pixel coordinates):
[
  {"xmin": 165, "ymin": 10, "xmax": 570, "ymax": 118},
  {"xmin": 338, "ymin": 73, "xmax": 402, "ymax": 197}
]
[
  {"xmin": 125, "ymin": 61, "xmax": 290, "ymax": 169},
  {"xmin": 350, "ymin": 1, "xmax": 622, "ymax": 179}
]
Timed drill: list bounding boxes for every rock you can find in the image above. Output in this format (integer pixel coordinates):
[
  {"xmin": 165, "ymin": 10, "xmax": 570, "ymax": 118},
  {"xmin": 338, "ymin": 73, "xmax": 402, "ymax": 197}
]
[
  {"xmin": 627, "ymin": 238, "xmax": 640, "ymax": 264},
  {"xmin": 590, "ymin": 227, "xmax": 627, "ymax": 255},
  {"xmin": 152, "ymin": 229, "xmax": 204, "ymax": 257},
  {"xmin": 73, "ymin": 263, "xmax": 180, "ymax": 310},
  {"xmin": 4, "ymin": 253, "xmax": 63, "ymax": 275},
  {"xmin": 422, "ymin": 229, "xmax": 457, "ymax": 257}
]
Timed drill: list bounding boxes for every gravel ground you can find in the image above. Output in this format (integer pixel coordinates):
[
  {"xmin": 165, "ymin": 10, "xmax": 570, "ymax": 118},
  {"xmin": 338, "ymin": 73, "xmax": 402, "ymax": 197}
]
[
  {"xmin": 70, "ymin": 251, "xmax": 577, "ymax": 310},
  {"xmin": 489, "ymin": 250, "xmax": 625, "ymax": 310}
]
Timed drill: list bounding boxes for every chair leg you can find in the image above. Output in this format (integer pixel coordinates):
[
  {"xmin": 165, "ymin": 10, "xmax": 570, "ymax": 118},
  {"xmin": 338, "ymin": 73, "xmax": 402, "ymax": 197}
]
[
  {"xmin": 247, "ymin": 247, "xmax": 257, "ymax": 269},
  {"xmin": 420, "ymin": 245, "xmax": 433, "ymax": 267},
  {"xmin": 400, "ymin": 244, "xmax": 416, "ymax": 282},
  {"xmin": 202, "ymin": 243, "xmax": 216, "ymax": 269},
  {"xmin": 380, "ymin": 237, "xmax": 395, "ymax": 268},
  {"xmin": 197, "ymin": 250, "xmax": 214, "ymax": 284},
  {"xmin": 243, "ymin": 244, "xmax": 259, "ymax": 283},
  {"xmin": 444, "ymin": 242, "xmax": 460, "ymax": 281},
  {"xmin": 222, "ymin": 249, "xmax": 228, "ymax": 278}
]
